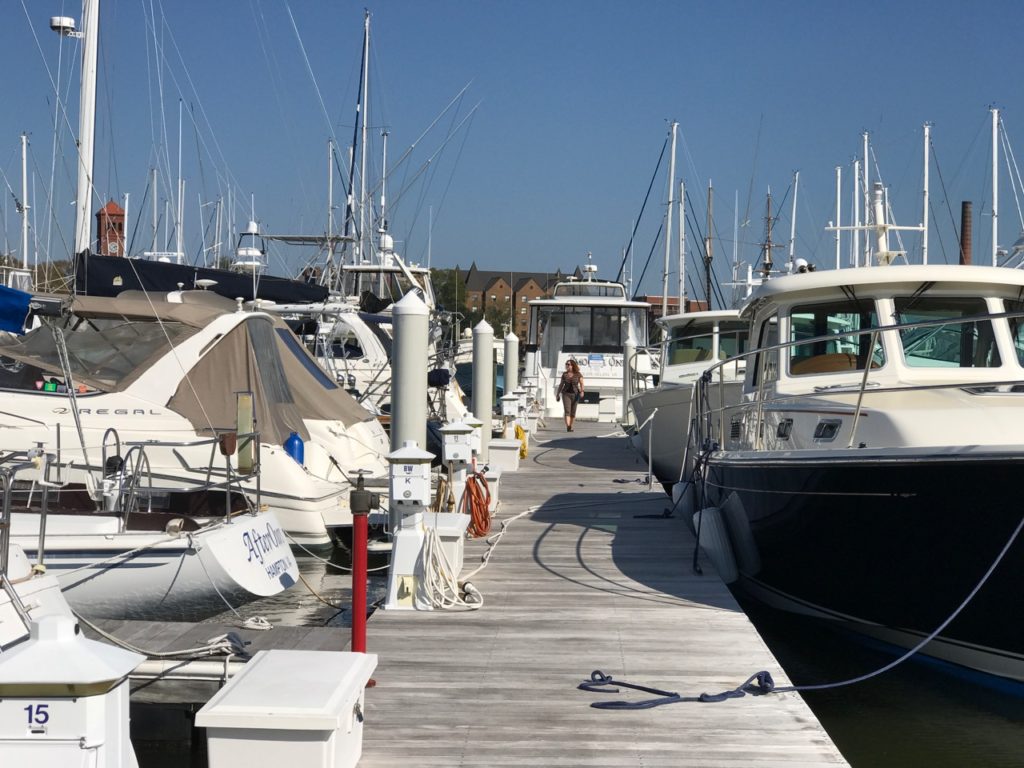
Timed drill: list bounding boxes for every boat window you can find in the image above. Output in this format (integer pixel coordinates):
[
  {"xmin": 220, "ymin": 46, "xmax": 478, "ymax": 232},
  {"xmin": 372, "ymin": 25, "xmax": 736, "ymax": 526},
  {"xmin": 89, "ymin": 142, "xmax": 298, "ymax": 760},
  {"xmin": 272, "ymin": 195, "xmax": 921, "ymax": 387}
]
[
  {"xmin": 896, "ymin": 297, "xmax": 1000, "ymax": 368},
  {"xmin": 0, "ymin": 319, "xmax": 194, "ymax": 389},
  {"xmin": 327, "ymin": 323, "xmax": 364, "ymax": 359},
  {"xmin": 1005, "ymin": 300, "xmax": 1024, "ymax": 365},
  {"xmin": 248, "ymin": 319, "xmax": 294, "ymax": 404},
  {"xmin": 719, "ymin": 322, "xmax": 750, "ymax": 359},
  {"xmin": 789, "ymin": 300, "xmax": 884, "ymax": 375},
  {"xmin": 666, "ymin": 320, "xmax": 749, "ymax": 365},
  {"xmin": 750, "ymin": 315, "xmax": 778, "ymax": 386},
  {"xmin": 532, "ymin": 305, "xmax": 648, "ymax": 367},
  {"xmin": 552, "ymin": 282, "xmax": 626, "ymax": 298},
  {"xmin": 275, "ymin": 327, "xmax": 339, "ymax": 390}
]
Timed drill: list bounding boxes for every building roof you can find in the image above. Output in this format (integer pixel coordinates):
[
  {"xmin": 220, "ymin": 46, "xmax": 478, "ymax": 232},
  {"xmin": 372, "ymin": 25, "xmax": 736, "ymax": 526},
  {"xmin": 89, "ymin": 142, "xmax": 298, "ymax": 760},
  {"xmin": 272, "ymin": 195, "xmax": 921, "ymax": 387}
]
[
  {"xmin": 97, "ymin": 199, "xmax": 124, "ymax": 216},
  {"xmin": 460, "ymin": 265, "xmax": 581, "ymax": 293}
]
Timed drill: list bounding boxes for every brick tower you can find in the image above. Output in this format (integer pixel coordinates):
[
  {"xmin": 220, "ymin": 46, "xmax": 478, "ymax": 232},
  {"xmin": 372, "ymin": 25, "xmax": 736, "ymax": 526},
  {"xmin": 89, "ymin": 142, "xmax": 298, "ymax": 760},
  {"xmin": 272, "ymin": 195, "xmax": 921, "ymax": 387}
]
[{"xmin": 96, "ymin": 199, "xmax": 126, "ymax": 256}]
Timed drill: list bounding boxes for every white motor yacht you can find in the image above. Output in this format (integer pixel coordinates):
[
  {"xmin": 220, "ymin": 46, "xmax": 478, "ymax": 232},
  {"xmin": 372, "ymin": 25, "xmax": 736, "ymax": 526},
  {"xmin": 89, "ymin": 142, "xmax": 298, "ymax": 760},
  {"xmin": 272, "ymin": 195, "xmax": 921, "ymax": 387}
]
[
  {"xmin": 627, "ymin": 310, "xmax": 747, "ymax": 492},
  {"xmin": 695, "ymin": 262, "xmax": 1024, "ymax": 682},
  {"xmin": 524, "ymin": 263, "xmax": 655, "ymax": 422}
]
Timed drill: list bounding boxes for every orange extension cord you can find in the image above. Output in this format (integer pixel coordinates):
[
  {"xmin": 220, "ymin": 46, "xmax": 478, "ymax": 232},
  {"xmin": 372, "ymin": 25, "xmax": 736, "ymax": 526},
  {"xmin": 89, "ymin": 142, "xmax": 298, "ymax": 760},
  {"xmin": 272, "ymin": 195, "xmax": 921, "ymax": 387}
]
[{"xmin": 461, "ymin": 470, "xmax": 492, "ymax": 537}]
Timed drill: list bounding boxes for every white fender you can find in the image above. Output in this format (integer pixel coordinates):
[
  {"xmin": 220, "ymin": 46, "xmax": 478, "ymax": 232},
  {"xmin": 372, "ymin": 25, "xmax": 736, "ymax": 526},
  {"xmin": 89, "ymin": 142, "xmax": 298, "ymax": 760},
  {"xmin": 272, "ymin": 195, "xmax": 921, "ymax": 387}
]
[
  {"xmin": 721, "ymin": 492, "xmax": 762, "ymax": 576},
  {"xmin": 693, "ymin": 506, "xmax": 738, "ymax": 584},
  {"xmin": 673, "ymin": 480, "xmax": 697, "ymax": 535}
]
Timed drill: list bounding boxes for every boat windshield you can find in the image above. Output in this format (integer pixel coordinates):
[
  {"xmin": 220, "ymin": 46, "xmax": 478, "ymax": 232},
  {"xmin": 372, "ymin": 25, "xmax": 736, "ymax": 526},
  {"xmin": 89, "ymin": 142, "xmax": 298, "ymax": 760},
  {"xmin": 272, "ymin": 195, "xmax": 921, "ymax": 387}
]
[
  {"xmin": 0, "ymin": 318, "xmax": 195, "ymax": 391},
  {"xmin": 666, "ymin": 320, "xmax": 748, "ymax": 365},
  {"xmin": 551, "ymin": 282, "xmax": 626, "ymax": 298},
  {"xmin": 342, "ymin": 268, "xmax": 434, "ymax": 309},
  {"xmin": 895, "ymin": 297, "xmax": 1000, "ymax": 368},
  {"xmin": 788, "ymin": 300, "xmax": 885, "ymax": 375},
  {"xmin": 532, "ymin": 305, "xmax": 647, "ymax": 368},
  {"xmin": 1005, "ymin": 299, "xmax": 1024, "ymax": 366}
]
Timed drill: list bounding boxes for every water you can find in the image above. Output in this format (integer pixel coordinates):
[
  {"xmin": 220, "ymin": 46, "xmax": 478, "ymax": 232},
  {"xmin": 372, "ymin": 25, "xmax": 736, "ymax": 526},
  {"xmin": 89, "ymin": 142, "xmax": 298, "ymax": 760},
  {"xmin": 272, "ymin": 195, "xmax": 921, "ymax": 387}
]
[
  {"xmin": 133, "ymin": 547, "xmax": 1024, "ymax": 767},
  {"xmin": 132, "ymin": 546, "xmax": 389, "ymax": 768},
  {"xmin": 736, "ymin": 594, "xmax": 1024, "ymax": 767}
]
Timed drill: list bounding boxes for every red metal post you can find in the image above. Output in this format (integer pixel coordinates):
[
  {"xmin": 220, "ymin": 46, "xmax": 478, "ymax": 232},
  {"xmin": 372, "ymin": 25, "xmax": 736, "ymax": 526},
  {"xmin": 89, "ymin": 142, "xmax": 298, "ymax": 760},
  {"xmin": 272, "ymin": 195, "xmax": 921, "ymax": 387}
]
[{"xmin": 351, "ymin": 508, "xmax": 368, "ymax": 653}]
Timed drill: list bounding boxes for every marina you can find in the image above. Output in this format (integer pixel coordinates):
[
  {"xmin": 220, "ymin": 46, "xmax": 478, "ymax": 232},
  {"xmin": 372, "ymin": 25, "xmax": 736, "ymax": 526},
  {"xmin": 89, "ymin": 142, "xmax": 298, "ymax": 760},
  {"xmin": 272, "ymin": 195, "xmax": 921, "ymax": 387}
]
[
  {"xmin": 3, "ymin": 2, "xmax": 1024, "ymax": 767},
  {"xmin": 86, "ymin": 420, "xmax": 846, "ymax": 766}
]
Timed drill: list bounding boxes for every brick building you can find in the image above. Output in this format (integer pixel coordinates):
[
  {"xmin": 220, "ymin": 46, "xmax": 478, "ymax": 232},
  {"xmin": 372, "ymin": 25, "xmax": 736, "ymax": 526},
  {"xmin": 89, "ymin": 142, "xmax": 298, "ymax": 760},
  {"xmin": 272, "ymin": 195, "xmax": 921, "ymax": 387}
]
[
  {"xmin": 457, "ymin": 263, "xmax": 581, "ymax": 339},
  {"xmin": 96, "ymin": 200, "xmax": 126, "ymax": 257}
]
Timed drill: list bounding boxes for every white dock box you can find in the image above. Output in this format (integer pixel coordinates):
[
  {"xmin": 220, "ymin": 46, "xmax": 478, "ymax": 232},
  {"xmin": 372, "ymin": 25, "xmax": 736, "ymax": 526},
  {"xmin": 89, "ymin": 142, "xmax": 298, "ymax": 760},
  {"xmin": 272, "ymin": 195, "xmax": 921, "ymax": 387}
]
[{"xmin": 197, "ymin": 650, "xmax": 377, "ymax": 768}]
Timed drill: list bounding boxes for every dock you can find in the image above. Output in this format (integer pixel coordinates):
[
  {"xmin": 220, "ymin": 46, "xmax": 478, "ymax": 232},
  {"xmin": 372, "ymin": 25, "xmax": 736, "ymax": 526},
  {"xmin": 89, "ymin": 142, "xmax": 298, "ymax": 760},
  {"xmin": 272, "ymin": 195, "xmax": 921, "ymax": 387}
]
[{"xmin": 359, "ymin": 421, "xmax": 848, "ymax": 766}]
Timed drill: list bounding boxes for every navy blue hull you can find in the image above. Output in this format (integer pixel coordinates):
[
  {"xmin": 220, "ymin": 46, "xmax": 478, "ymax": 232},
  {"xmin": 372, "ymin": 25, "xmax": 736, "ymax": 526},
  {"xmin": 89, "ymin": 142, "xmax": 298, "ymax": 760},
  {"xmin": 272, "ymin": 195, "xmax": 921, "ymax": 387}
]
[{"xmin": 704, "ymin": 455, "xmax": 1024, "ymax": 677}]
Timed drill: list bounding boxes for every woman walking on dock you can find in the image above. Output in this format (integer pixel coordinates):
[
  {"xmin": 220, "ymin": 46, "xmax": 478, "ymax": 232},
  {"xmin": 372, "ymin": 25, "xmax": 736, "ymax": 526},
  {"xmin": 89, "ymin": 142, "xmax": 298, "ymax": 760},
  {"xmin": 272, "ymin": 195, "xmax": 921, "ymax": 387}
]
[{"xmin": 556, "ymin": 359, "xmax": 584, "ymax": 431}]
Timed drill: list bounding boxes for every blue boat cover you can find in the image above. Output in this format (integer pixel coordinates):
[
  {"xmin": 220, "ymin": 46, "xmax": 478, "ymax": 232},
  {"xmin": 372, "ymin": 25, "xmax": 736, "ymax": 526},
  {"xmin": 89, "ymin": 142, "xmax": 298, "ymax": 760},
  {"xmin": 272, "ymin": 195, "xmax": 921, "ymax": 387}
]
[{"xmin": 0, "ymin": 284, "xmax": 32, "ymax": 333}]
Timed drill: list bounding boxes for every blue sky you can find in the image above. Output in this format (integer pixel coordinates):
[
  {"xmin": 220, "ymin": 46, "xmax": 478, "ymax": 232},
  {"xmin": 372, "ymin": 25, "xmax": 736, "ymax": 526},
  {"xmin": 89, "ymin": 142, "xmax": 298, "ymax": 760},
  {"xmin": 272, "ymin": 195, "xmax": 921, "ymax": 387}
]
[{"xmin": 1, "ymin": 0, "xmax": 1023, "ymax": 300}]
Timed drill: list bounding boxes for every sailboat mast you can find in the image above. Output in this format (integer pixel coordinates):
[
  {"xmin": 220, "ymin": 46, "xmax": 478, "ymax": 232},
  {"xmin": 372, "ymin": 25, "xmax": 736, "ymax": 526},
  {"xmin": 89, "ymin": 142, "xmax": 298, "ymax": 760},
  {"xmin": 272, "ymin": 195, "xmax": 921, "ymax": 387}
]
[
  {"xmin": 852, "ymin": 159, "xmax": 861, "ymax": 268},
  {"xmin": 150, "ymin": 167, "xmax": 158, "ymax": 252},
  {"xmin": 677, "ymin": 179, "xmax": 685, "ymax": 309},
  {"xmin": 74, "ymin": 0, "xmax": 100, "ymax": 257},
  {"xmin": 176, "ymin": 100, "xmax": 184, "ymax": 263},
  {"xmin": 20, "ymin": 133, "xmax": 29, "ymax": 271},
  {"xmin": 834, "ymin": 165, "xmax": 842, "ymax": 269},
  {"xmin": 358, "ymin": 11, "xmax": 370, "ymax": 264},
  {"xmin": 787, "ymin": 170, "xmax": 799, "ymax": 273},
  {"xmin": 992, "ymin": 106, "xmax": 999, "ymax": 265},
  {"xmin": 862, "ymin": 132, "xmax": 871, "ymax": 266},
  {"xmin": 341, "ymin": 12, "xmax": 369, "ymax": 272},
  {"xmin": 923, "ymin": 123, "xmax": 930, "ymax": 264},
  {"xmin": 661, "ymin": 121, "xmax": 677, "ymax": 317},
  {"xmin": 380, "ymin": 129, "xmax": 389, "ymax": 231},
  {"xmin": 761, "ymin": 189, "xmax": 774, "ymax": 279},
  {"xmin": 327, "ymin": 138, "xmax": 334, "ymax": 251},
  {"xmin": 704, "ymin": 181, "xmax": 713, "ymax": 309}
]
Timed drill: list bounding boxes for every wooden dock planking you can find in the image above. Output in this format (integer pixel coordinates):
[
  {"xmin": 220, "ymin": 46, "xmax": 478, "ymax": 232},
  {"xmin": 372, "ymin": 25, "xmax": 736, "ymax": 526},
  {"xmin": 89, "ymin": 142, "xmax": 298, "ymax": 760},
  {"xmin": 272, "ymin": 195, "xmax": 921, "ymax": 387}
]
[
  {"xmin": 358, "ymin": 421, "xmax": 848, "ymax": 767},
  {"xmin": 82, "ymin": 620, "xmax": 347, "ymax": 704}
]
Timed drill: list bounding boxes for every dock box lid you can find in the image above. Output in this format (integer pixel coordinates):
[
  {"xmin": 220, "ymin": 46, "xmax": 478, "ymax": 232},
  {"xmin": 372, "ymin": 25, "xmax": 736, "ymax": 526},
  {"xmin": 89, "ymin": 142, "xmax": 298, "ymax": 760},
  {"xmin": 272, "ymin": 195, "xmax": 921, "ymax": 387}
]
[{"xmin": 196, "ymin": 650, "xmax": 378, "ymax": 731}]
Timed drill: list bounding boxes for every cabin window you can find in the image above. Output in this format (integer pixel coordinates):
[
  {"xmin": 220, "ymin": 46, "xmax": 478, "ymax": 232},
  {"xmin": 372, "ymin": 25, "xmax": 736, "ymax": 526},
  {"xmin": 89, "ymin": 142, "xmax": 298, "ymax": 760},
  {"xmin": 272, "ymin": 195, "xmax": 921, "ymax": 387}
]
[
  {"xmin": 531, "ymin": 306, "xmax": 649, "ymax": 367},
  {"xmin": 750, "ymin": 315, "xmax": 778, "ymax": 386},
  {"xmin": 788, "ymin": 300, "xmax": 884, "ymax": 375},
  {"xmin": 895, "ymin": 297, "xmax": 1000, "ymax": 368},
  {"xmin": 1003, "ymin": 299, "xmax": 1024, "ymax": 366},
  {"xmin": 666, "ymin": 320, "xmax": 748, "ymax": 365},
  {"xmin": 0, "ymin": 318, "xmax": 194, "ymax": 390}
]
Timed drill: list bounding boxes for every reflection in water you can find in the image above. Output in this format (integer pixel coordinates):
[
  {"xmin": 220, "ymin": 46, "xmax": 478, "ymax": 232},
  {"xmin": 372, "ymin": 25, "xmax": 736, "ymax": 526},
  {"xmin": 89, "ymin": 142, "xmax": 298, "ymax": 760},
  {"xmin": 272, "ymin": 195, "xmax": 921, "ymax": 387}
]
[
  {"xmin": 736, "ymin": 593, "xmax": 1024, "ymax": 768},
  {"xmin": 202, "ymin": 545, "xmax": 389, "ymax": 629}
]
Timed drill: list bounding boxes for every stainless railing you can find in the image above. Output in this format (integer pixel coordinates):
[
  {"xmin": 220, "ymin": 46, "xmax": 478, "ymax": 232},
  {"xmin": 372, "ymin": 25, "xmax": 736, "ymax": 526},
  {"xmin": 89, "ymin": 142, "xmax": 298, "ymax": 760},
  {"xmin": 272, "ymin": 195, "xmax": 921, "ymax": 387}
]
[{"xmin": 693, "ymin": 309, "xmax": 1024, "ymax": 455}]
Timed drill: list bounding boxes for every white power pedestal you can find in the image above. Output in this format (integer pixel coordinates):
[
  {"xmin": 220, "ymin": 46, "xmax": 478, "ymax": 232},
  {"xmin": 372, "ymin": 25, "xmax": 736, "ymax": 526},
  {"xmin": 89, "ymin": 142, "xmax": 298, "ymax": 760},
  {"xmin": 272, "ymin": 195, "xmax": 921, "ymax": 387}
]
[{"xmin": 0, "ymin": 615, "xmax": 143, "ymax": 768}]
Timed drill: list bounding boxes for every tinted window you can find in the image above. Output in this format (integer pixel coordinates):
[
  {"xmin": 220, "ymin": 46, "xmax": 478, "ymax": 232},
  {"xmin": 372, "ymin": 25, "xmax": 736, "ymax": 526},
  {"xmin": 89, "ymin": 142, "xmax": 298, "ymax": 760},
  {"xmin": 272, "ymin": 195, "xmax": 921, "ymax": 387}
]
[
  {"xmin": 789, "ymin": 300, "xmax": 884, "ymax": 375},
  {"xmin": 896, "ymin": 297, "xmax": 1000, "ymax": 368}
]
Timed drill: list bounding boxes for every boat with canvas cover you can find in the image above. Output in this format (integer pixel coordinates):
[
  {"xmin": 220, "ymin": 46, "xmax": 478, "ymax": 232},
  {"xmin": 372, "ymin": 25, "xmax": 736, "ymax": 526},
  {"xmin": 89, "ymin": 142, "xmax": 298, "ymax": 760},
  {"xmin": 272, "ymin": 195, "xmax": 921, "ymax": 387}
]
[{"xmin": 0, "ymin": 289, "xmax": 389, "ymax": 547}]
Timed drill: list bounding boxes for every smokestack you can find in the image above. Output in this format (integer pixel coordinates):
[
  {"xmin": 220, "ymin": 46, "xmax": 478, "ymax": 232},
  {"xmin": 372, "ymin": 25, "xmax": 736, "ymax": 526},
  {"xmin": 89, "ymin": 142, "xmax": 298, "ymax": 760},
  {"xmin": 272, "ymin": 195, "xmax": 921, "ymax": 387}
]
[{"xmin": 959, "ymin": 201, "xmax": 972, "ymax": 265}]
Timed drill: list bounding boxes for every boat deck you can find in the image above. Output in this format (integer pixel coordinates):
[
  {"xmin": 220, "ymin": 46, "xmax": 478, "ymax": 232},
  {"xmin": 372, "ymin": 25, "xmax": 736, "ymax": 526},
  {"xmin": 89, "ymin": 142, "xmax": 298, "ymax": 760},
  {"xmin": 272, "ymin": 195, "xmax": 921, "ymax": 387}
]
[{"xmin": 359, "ymin": 420, "xmax": 847, "ymax": 767}]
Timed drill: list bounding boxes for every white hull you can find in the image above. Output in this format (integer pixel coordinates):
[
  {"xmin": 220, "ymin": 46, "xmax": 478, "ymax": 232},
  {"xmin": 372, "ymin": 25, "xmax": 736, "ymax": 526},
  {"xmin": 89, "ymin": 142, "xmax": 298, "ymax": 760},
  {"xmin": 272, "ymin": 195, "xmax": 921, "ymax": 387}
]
[
  {"xmin": 10, "ymin": 510, "xmax": 298, "ymax": 621},
  {"xmin": 0, "ymin": 546, "xmax": 72, "ymax": 649}
]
